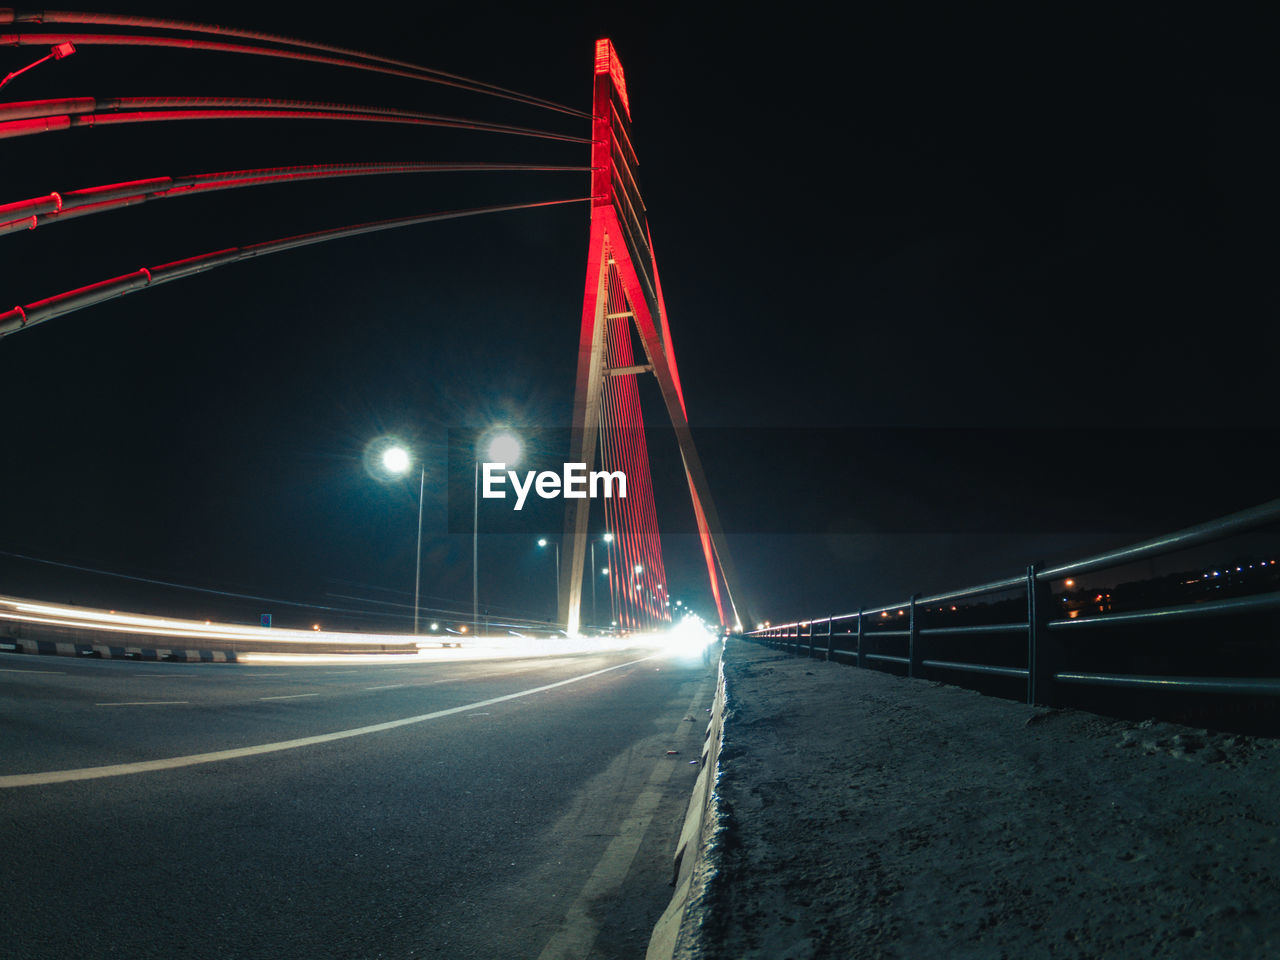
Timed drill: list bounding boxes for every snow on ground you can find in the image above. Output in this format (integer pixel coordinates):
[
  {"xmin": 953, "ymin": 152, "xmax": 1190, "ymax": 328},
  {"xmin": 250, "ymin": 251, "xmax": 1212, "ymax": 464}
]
[{"xmin": 682, "ymin": 639, "xmax": 1280, "ymax": 959}]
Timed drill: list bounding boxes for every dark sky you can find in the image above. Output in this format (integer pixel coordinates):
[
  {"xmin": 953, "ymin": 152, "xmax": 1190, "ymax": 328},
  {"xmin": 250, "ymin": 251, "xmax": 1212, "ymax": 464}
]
[{"xmin": 2, "ymin": 3, "xmax": 1277, "ymax": 629}]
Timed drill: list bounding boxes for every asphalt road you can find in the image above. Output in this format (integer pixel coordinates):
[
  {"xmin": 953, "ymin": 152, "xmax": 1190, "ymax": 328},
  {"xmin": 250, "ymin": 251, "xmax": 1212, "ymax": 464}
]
[{"xmin": 0, "ymin": 643, "xmax": 716, "ymax": 959}]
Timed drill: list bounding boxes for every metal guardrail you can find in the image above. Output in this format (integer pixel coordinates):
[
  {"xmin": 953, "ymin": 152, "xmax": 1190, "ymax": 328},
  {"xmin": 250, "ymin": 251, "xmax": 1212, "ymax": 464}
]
[{"xmin": 744, "ymin": 498, "xmax": 1280, "ymax": 706}]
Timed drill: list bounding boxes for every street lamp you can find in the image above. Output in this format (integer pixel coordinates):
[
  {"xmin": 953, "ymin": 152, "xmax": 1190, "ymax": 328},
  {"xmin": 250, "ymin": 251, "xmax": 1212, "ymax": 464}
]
[
  {"xmin": 537, "ymin": 537, "xmax": 560, "ymax": 615},
  {"xmin": 475, "ymin": 429, "xmax": 521, "ymax": 636},
  {"xmin": 589, "ymin": 530, "xmax": 614, "ymax": 632},
  {"xmin": 370, "ymin": 438, "xmax": 426, "ymax": 634}
]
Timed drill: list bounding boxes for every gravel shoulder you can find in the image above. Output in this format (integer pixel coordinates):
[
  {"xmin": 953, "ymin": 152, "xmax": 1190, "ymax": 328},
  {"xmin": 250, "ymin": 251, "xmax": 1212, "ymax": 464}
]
[{"xmin": 685, "ymin": 639, "xmax": 1280, "ymax": 959}]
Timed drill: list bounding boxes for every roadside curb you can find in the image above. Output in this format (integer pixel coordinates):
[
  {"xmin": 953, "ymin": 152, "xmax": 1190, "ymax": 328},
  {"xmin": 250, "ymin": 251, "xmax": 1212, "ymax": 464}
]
[
  {"xmin": 1, "ymin": 638, "xmax": 237, "ymax": 662},
  {"xmin": 645, "ymin": 649, "xmax": 728, "ymax": 960}
]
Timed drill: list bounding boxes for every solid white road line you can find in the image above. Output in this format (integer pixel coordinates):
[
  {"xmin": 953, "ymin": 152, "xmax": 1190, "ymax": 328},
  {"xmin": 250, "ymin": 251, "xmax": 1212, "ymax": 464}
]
[
  {"xmin": 135, "ymin": 675, "xmax": 204, "ymax": 679},
  {"xmin": 535, "ymin": 679, "xmax": 712, "ymax": 960},
  {"xmin": 0, "ymin": 668, "xmax": 65, "ymax": 675},
  {"xmin": 1, "ymin": 654, "xmax": 658, "ymax": 788},
  {"xmin": 96, "ymin": 701, "xmax": 190, "ymax": 707},
  {"xmin": 258, "ymin": 693, "xmax": 320, "ymax": 701},
  {"xmin": 364, "ymin": 684, "xmax": 406, "ymax": 691}
]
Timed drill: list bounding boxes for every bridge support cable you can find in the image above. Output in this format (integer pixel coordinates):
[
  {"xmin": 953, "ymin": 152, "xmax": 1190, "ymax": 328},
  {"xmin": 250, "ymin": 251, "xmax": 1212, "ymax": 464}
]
[
  {"xmin": 558, "ymin": 39, "xmax": 750, "ymax": 634},
  {"xmin": 0, "ymin": 95, "xmax": 592, "ymax": 143},
  {"xmin": 0, "ymin": 197, "xmax": 589, "ymax": 338},
  {"xmin": 0, "ymin": 161, "xmax": 590, "ymax": 236},
  {"xmin": 596, "ymin": 251, "xmax": 670, "ymax": 631},
  {"xmin": 0, "ymin": 22, "xmax": 591, "ymax": 119}
]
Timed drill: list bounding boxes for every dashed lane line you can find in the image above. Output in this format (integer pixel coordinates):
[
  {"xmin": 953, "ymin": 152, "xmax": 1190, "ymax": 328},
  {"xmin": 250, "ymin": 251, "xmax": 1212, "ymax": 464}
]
[
  {"xmin": 535, "ymin": 678, "xmax": 712, "ymax": 960},
  {"xmin": 2, "ymin": 654, "xmax": 658, "ymax": 788},
  {"xmin": 258, "ymin": 693, "xmax": 320, "ymax": 701}
]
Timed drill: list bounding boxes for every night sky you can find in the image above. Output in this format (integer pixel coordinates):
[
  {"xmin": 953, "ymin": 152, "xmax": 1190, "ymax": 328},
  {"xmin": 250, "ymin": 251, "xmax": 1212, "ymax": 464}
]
[{"xmin": 2, "ymin": 3, "xmax": 1277, "ymax": 630}]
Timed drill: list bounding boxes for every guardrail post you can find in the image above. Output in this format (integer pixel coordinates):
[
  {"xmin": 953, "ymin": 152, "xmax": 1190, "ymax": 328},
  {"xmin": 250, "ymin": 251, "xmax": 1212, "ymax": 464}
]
[
  {"xmin": 807, "ymin": 621, "xmax": 815, "ymax": 658},
  {"xmin": 908, "ymin": 594, "xmax": 922, "ymax": 678},
  {"xmin": 826, "ymin": 617, "xmax": 836, "ymax": 661},
  {"xmin": 1027, "ymin": 564, "xmax": 1058, "ymax": 705},
  {"xmin": 856, "ymin": 607, "xmax": 865, "ymax": 668}
]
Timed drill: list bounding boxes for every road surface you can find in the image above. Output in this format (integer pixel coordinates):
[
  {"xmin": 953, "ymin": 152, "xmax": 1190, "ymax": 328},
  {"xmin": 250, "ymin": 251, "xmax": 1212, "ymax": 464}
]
[{"xmin": 0, "ymin": 643, "xmax": 714, "ymax": 959}]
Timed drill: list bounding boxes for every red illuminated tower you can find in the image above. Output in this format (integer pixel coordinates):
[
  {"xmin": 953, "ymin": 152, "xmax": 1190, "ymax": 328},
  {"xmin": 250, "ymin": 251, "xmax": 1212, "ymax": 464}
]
[{"xmin": 558, "ymin": 39, "xmax": 749, "ymax": 634}]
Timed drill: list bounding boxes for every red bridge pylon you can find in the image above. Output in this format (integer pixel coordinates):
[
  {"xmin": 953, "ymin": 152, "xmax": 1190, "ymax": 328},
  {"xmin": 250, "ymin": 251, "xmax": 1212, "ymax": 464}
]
[{"xmin": 559, "ymin": 39, "xmax": 750, "ymax": 635}]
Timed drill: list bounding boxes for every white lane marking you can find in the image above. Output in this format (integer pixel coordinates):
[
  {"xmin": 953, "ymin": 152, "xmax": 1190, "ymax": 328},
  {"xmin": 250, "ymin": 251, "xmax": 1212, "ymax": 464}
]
[
  {"xmin": 96, "ymin": 701, "xmax": 190, "ymax": 707},
  {"xmin": 365, "ymin": 684, "xmax": 406, "ymax": 691},
  {"xmin": 0, "ymin": 668, "xmax": 64, "ymax": 675},
  {"xmin": 536, "ymin": 678, "xmax": 711, "ymax": 960},
  {"xmin": 135, "ymin": 675, "xmax": 204, "ymax": 679},
  {"xmin": 258, "ymin": 693, "xmax": 320, "ymax": 701},
  {"xmin": 3, "ymin": 654, "xmax": 658, "ymax": 788}
]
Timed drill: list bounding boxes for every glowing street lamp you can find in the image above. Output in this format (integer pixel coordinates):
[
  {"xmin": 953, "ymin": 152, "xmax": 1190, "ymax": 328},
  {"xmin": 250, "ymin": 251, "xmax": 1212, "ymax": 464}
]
[
  {"xmin": 474, "ymin": 429, "xmax": 522, "ymax": 636},
  {"xmin": 381, "ymin": 446, "xmax": 410, "ymax": 474},
  {"xmin": 373, "ymin": 439, "xmax": 426, "ymax": 635}
]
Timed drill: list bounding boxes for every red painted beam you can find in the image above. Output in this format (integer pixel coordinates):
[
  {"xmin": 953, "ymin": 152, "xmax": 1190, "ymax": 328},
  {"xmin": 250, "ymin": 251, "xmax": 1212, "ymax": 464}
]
[
  {"xmin": 0, "ymin": 197, "xmax": 590, "ymax": 338},
  {"xmin": 0, "ymin": 96, "xmax": 591, "ymax": 143},
  {"xmin": 0, "ymin": 162, "xmax": 589, "ymax": 236},
  {"xmin": 0, "ymin": 11, "xmax": 589, "ymax": 118},
  {"xmin": 0, "ymin": 29, "xmax": 590, "ymax": 119}
]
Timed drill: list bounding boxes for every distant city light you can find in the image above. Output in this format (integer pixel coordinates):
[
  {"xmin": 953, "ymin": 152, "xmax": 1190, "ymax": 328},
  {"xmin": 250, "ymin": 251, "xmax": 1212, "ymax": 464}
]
[
  {"xmin": 601, "ymin": 566, "xmax": 609, "ymax": 575},
  {"xmin": 538, "ymin": 538, "xmax": 548, "ymax": 547},
  {"xmin": 430, "ymin": 622, "xmax": 439, "ymax": 631},
  {"xmin": 1064, "ymin": 579, "xmax": 1075, "ymax": 587},
  {"xmin": 603, "ymin": 532, "xmax": 614, "ymax": 543}
]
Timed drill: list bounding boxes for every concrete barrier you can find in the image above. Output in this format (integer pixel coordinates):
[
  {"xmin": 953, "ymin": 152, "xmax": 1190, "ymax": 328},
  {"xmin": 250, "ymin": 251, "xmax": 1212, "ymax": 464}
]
[
  {"xmin": 6, "ymin": 636, "xmax": 239, "ymax": 661},
  {"xmin": 646, "ymin": 650, "xmax": 729, "ymax": 960}
]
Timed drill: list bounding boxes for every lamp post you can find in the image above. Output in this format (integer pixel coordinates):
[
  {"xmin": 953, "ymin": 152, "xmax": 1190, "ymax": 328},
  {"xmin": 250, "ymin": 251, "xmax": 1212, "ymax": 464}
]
[
  {"xmin": 475, "ymin": 430, "xmax": 521, "ymax": 637},
  {"xmin": 537, "ymin": 537, "xmax": 560, "ymax": 617},
  {"xmin": 590, "ymin": 531, "xmax": 614, "ymax": 632},
  {"xmin": 377, "ymin": 442, "xmax": 424, "ymax": 634}
]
